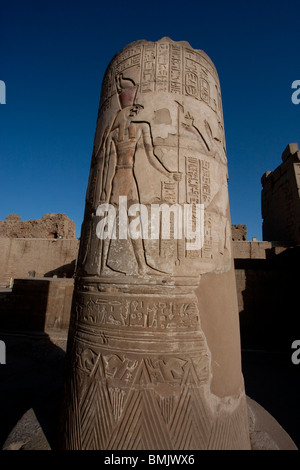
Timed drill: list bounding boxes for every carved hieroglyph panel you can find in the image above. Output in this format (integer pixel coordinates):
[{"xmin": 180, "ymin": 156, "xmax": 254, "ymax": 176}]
[
  {"xmin": 79, "ymin": 38, "xmax": 231, "ymax": 279},
  {"xmin": 75, "ymin": 292, "xmax": 200, "ymax": 331}
]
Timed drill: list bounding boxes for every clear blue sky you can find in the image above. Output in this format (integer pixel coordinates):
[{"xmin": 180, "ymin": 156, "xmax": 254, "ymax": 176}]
[{"xmin": 1, "ymin": 0, "xmax": 299, "ymax": 240}]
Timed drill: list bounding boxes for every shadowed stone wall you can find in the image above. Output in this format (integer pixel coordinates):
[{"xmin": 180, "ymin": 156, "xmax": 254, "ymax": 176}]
[
  {"xmin": 261, "ymin": 143, "xmax": 300, "ymax": 245},
  {"xmin": 0, "ymin": 238, "xmax": 78, "ymax": 287},
  {"xmin": 0, "ymin": 213, "xmax": 77, "ymax": 287}
]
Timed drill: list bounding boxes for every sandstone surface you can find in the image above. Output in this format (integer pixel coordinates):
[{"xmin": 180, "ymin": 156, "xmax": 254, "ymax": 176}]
[
  {"xmin": 60, "ymin": 37, "xmax": 251, "ymax": 450},
  {"xmin": 0, "ymin": 213, "xmax": 75, "ymax": 239}
]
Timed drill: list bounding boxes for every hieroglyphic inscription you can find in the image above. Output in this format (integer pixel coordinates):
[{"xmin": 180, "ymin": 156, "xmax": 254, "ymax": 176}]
[
  {"xmin": 141, "ymin": 43, "xmax": 156, "ymax": 93},
  {"xmin": 156, "ymin": 43, "xmax": 169, "ymax": 92},
  {"xmin": 170, "ymin": 45, "xmax": 182, "ymax": 94},
  {"xmin": 200, "ymin": 159, "xmax": 211, "ymax": 203},
  {"xmin": 76, "ymin": 295, "xmax": 199, "ymax": 330},
  {"xmin": 184, "ymin": 48, "xmax": 217, "ymax": 110},
  {"xmin": 100, "ymin": 42, "xmax": 220, "ymax": 115},
  {"xmin": 185, "ymin": 156, "xmax": 213, "ymax": 259},
  {"xmin": 200, "ymin": 160, "xmax": 213, "ymax": 258},
  {"xmin": 184, "ymin": 48, "xmax": 217, "ymax": 83},
  {"xmin": 140, "ymin": 43, "xmax": 183, "ymax": 95},
  {"xmin": 114, "ymin": 45, "xmax": 142, "ymax": 74},
  {"xmin": 203, "ymin": 215, "xmax": 213, "ymax": 259},
  {"xmin": 199, "ymin": 160, "xmax": 213, "ymax": 258},
  {"xmin": 99, "ymin": 42, "xmax": 219, "ymax": 117},
  {"xmin": 103, "ymin": 355, "xmax": 138, "ymax": 383},
  {"xmin": 159, "ymin": 181, "xmax": 178, "ymax": 258},
  {"xmin": 186, "ymin": 157, "xmax": 200, "ymax": 205},
  {"xmin": 200, "ymin": 78, "xmax": 210, "ymax": 103},
  {"xmin": 185, "ymin": 156, "xmax": 201, "ymax": 259},
  {"xmin": 185, "ymin": 70, "xmax": 198, "ymax": 98},
  {"xmin": 162, "ymin": 180, "xmax": 177, "ymax": 204},
  {"xmin": 100, "ymin": 70, "xmax": 114, "ymax": 112}
]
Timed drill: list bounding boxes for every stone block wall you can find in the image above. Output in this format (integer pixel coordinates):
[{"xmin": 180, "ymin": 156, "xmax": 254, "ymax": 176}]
[
  {"xmin": 234, "ymin": 242, "xmax": 299, "ymax": 351},
  {"xmin": 0, "ymin": 278, "xmax": 74, "ymax": 332},
  {"xmin": 261, "ymin": 143, "xmax": 300, "ymax": 245},
  {"xmin": 0, "ymin": 238, "xmax": 79, "ymax": 287}
]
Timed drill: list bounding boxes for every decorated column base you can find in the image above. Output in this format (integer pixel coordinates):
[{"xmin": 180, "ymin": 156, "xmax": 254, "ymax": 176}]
[{"xmin": 62, "ymin": 275, "xmax": 250, "ymax": 450}]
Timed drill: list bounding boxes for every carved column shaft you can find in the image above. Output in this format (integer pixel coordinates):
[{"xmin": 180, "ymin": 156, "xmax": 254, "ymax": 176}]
[{"xmin": 60, "ymin": 37, "xmax": 251, "ymax": 450}]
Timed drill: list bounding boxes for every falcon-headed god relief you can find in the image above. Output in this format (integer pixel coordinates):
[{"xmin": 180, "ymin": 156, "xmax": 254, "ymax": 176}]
[{"xmin": 98, "ymin": 73, "xmax": 181, "ymax": 275}]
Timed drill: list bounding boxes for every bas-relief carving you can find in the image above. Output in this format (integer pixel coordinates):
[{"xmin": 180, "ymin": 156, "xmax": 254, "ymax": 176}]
[
  {"xmin": 74, "ymin": 345, "xmax": 209, "ymax": 387},
  {"xmin": 66, "ymin": 336, "xmax": 248, "ymax": 450},
  {"xmin": 75, "ymin": 292, "xmax": 200, "ymax": 331},
  {"xmin": 80, "ymin": 41, "xmax": 230, "ymax": 277},
  {"xmin": 99, "ymin": 41, "xmax": 222, "ymax": 113},
  {"xmin": 63, "ymin": 39, "xmax": 250, "ymax": 451}
]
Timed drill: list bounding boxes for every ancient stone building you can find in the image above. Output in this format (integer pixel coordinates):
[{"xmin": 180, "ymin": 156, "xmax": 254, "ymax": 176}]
[
  {"xmin": 233, "ymin": 143, "xmax": 300, "ymax": 351},
  {"xmin": 0, "ymin": 213, "xmax": 75, "ymax": 239},
  {"xmin": 233, "ymin": 239, "xmax": 299, "ymax": 350},
  {"xmin": 232, "ymin": 224, "xmax": 247, "ymax": 241},
  {"xmin": 0, "ymin": 213, "xmax": 78, "ymax": 332},
  {"xmin": 261, "ymin": 143, "xmax": 300, "ymax": 245},
  {"xmin": 0, "ymin": 214, "xmax": 77, "ymax": 287},
  {"xmin": 60, "ymin": 37, "xmax": 251, "ymax": 450}
]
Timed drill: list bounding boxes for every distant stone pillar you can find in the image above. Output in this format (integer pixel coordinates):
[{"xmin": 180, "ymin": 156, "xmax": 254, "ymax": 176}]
[{"xmin": 60, "ymin": 37, "xmax": 250, "ymax": 450}]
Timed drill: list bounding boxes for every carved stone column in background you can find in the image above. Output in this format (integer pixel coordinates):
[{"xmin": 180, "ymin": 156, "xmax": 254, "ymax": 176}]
[{"xmin": 60, "ymin": 37, "xmax": 251, "ymax": 450}]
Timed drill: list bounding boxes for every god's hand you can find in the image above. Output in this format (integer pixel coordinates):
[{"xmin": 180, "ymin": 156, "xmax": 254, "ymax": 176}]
[{"xmin": 171, "ymin": 172, "xmax": 182, "ymax": 182}]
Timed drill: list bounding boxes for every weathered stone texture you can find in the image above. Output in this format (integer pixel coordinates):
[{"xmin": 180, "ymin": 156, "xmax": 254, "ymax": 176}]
[
  {"xmin": 261, "ymin": 143, "xmax": 300, "ymax": 245},
  {"xmin": 234, "ymin": 242, "xmax": 300, "ymax": 351},
  {"xmin": 232, "ymin": 224, "xmax": 247, "ymax": 241},
  {"xmin": 60, "ymin": 37, "xmax": 250, "ymax": 450},
  {"xmin": 0, "ymin": 213, "xmax": 75, "ymax": 239},
  {"xmin": 233, "ymin": 240, "xmax": 272, "ymax": 259}
]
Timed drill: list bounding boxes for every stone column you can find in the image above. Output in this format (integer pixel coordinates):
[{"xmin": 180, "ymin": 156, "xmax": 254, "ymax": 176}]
[{"xmin": 60, "ymin": 37, "xmax": 251, "ymax": 450}]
